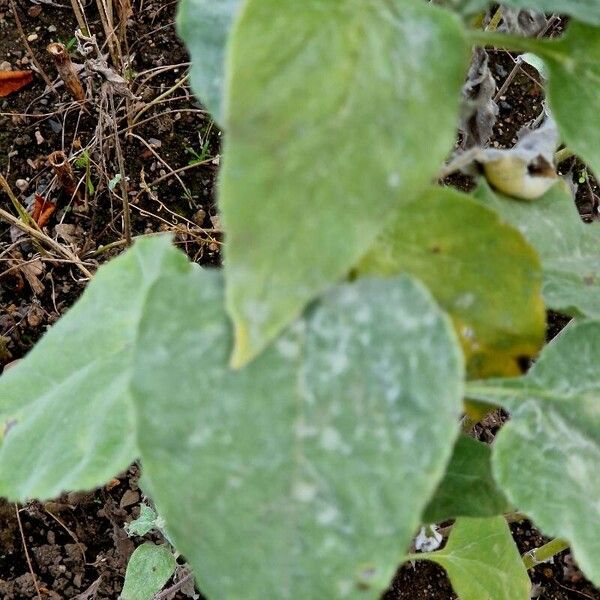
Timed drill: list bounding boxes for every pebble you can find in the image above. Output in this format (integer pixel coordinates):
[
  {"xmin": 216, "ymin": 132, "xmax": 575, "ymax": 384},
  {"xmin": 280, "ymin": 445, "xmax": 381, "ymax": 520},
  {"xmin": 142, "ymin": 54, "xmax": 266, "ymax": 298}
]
[
  {"xmin": 14, "ymin": 135, "xmax": 31, "ymax": 146},
  {"xmin": 28, "ymin": 5, "xmax": 43, "ymax": 18},
  {"xmin": 15, "ymin": 179, "xmax": 28, "ymax": 192},
  {"xmin": 192, "ymin": 208, "xmax": 206, "ymax": 226},
  {"xmin": 48, "ymin": 25, "xmax": 57, "ymax": 33},
  {"xmin": 0, "ymin": 61, "xmax": 11, "ymax": 72},
  {"xmin": 27, "ymin": 33, "xmax": 39, "ymax": 42}
]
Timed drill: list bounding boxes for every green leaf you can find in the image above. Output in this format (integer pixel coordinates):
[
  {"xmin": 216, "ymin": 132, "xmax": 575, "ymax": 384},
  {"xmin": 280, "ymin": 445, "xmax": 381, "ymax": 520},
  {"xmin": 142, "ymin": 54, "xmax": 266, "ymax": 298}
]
[
  {"xmin": 357, "ymin": 186, "xmax": 545, "ymax": 378},
  {"xmin": 423, "ymin": 436, "xmax": 511, "ymax": 524},
  {"xmin": 221, "ymin": 0, "xmax": 469, "ymax": 366},
  {"xmin": 132, "ymin": 270, "xmax": 464, "ymax": 598},
  {"xmin": 108, "ymin": 173, "xmax": 122, "ymax": 191},
  {"xmin": 412, "ymin": 516, "xmax": 531, "ymax": 600},
  {"xmin": 126, "ymin": 504, "xmax": 161, "ymax": 537},
  {"xmin": 540, "ymin": 21, "xmax": 600, "ymax": 176},
  {"xmin": 121, "ymin": 543, "xmax": 177, "ymax": 600},
  {"xmin": 467, "ymin": 321, "xmax": 600, "ymax": 586},
  {"xmin": 476, "ymin": 180, "xmax": 600, "ymax": 319},
  {"xmin": 0, "ymin": 237, "xmax": 188, "ymax": 501},
  {"xmin": 177, "ymin": 0, "xmax": 241, "ymax": 124}
]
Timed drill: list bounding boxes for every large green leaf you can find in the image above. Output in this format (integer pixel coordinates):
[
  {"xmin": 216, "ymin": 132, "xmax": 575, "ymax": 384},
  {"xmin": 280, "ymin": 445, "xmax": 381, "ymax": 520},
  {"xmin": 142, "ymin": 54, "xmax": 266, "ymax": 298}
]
[
  {"xmin": 177, "ymin": 0, "xmax": 241, "ymax": 124},
  {"xmin": 467, "ymin": 321, "xmax": 600, "ymax": 586},
  {"xmin": 132, "ymin": 270, "xmax": 464, "ymax": 598},
  {"xmin": 410, "ymin": 516, "xmax": 531, "ymax": 600},
  {"xmin": 121, "ymin": 543, "xmax": 177, "ymax": 600},
  {"xmin": 220, "ymin": 0, "xmax": 469, "ymax": 366},
  {"xmin": 542, "ymin": 22, "xmax": 600, "ymax": 178},
  {"xmin": 357, "ymin": 186, "xmax": 545, "ymax": 378},
  {"xmin": 423, "ymin": 436, "xmax": 511, "ymax": 524},
  {"xmin": 0, "ymin": 237, "xmax": 188, "ymax": 501},
  {"xmin": 476, "ymin": 181, "xmax": 600, "ymax": 319}
]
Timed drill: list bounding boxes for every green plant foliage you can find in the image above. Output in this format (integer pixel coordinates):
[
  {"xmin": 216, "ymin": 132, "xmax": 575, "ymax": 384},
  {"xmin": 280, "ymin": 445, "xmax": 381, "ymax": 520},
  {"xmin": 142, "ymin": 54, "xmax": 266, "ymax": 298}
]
[
  {"xmin": 476, "ymin": 181, "xmax": 600, "ymax": 319},
  {"xmin": 467, "ymin": 321, "xmax": 600, "ymax": 586},
  {"xmin": 423, "ymin": 436, "xmax": 511, "ymax": 524},
  {"xmin": 540, "ymin": 22, "xmax": 600, "ymax": 179},
  {"xmin": 220, "ymin": 0, "xmax": 469, "ymax": 366},
  {"xmin": 411, "ymin": 516, "xmax": 531, "ymax": 600},
  {"xmin": 121, "ymin": 543, "xmax": 177, "ymax": 600},
  {"xmin": 126, "ymin": 504, "xmax": 162, "ymax": 537},
  {"xmin": 357, "ymin": 186, "xmax": 545, "ymax": 378},
  {"xmin": 0, "ymin": 237, "xmax": 188, "ymax": 501},
  {"xmin": 131, "ymin": 266, "xmax": 464, "ymax": 598},
  {"xmin": 177, "ymin": 0, "xmax": 240, "ymax": 124},
  {"xmin": 4, "ymin": 1, "xmax": 600, "ymax": 596}
]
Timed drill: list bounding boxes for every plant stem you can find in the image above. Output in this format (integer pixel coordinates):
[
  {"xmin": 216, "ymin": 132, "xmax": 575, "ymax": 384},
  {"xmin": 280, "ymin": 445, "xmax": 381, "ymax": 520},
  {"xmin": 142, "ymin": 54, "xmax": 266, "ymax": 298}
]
[
  {"xmin": 70, "ymin": 0, "xmax": 89, "ymax": 35},
  {"xmin": 0, "ymin": 172, "xmax": 37, "ymax": 226},
  {"xmin": 523, "ymin": 538, "xmax": 570, "ymax": 569},
  {"xmin": 0, "ymin": 204, "xmax": 92, "ymax": 278},
  {"xmin": 109, "ymin": 91, "xmax": 132, "ymax": 246},
  {"xmin": 131, "ymin": 75, "xmax": 189, "ymax": 126},
  {"xmin": 485, "ymin": 7, "xmax": 503, "ymax": 32},
  {"xmin": 555, "ymin": 147, "xmax": 575, "ymax": 165}
]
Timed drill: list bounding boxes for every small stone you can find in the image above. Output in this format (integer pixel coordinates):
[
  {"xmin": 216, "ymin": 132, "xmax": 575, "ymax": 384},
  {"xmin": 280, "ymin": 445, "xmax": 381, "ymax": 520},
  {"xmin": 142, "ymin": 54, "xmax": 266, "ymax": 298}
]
[
  {"xmin": 27, "ymin": 305, "xmax": 45, "ymax": 328},
  {"xmin": 14, "ymin": 134, "xmax": 31, "ymax": 146},
  {"xmin": 47, "ymin": 25, "xmax": 57, "ymax": 33},
  {"xmin": 28, "ymin": 5, "xmax": 43, "ymax": 18},
  {"xmin": 27, "ymin": 33, "xmax": 38, "ymax": 42},
  {"xmin": 15, "ymin": 179, "xmax": 28, "ymax": 192},
  {"xmin": 0, "ymin": 61, "xmax": 11, "ymax": 72},
  {"xmin": 192, "ymin": 208, "xmax": 206, "ymax": 226}
]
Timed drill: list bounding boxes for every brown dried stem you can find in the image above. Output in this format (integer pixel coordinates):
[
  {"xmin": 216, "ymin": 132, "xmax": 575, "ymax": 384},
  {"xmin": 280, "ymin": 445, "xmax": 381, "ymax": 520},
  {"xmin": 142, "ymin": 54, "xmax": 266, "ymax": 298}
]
[
  {"xmin": 48, "ymin": 150, "xmax": 78, "ymax": 197},
  {"xmin": 96, "ymin": 0, "xmax": 122, "ymax": 67},
  {"xmin": 15, "ymin": 505, "xmax": 43, "ymax": 600},
  {"xmin": 69, "ymin": 0, "xmax": 89, "ymax": 35},
  {"xmin": 109, "ymin": 91, "xmax": 132, "ymax": 245},
  {"xmin": 0, "ymin": 204, "xmax": 92, "ymax": 278},
  {"xmin": 47, "ymin": 43, "xmax": 86, "ymax": 103},
  {"xmin": 0, "ymin": 172, "xmax": 36, "ymax": 226}
]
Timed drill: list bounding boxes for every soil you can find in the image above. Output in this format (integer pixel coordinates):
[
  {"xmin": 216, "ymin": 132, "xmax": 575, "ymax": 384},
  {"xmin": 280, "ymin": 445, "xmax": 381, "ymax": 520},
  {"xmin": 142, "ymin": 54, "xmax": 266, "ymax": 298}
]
[{"xmin": 0, "ymin": 3, "xmax": 598, "ymax": 599}]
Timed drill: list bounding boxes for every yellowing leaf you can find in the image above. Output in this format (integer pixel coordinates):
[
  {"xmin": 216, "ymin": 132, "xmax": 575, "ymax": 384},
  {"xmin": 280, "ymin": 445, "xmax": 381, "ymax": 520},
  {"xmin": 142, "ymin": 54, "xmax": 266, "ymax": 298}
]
[{"xmin": 357, "ymin": 187, "xmax": 545, "ymax": 378}]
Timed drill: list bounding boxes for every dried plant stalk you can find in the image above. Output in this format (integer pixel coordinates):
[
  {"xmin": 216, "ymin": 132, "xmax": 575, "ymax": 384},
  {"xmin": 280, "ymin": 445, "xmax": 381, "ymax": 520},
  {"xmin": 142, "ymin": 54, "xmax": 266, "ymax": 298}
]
[
  {"xmin": 48, "ymin": 151, "xmax": 77, "ymax": 197},
  {"xmin": 69, "ymin": 0, "xmax": 89, "ymax": 34},
  {"xmin": 47, "ymin": 43, "xmax": 86, "ymax": 102}
]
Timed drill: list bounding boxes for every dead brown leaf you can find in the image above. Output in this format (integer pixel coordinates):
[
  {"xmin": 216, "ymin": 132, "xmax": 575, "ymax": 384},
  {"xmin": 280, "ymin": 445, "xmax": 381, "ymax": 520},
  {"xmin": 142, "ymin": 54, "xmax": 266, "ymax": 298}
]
[
  {"xmin": 20, "ymin": 258, "xmax": 45, "ymax": 295},
  {"xmin": 0, "ymin": 70, "xmax": 34, "ymax": 97}
]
